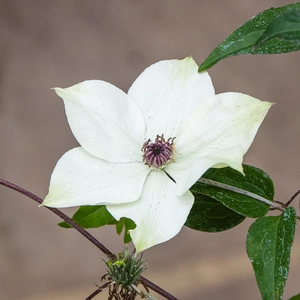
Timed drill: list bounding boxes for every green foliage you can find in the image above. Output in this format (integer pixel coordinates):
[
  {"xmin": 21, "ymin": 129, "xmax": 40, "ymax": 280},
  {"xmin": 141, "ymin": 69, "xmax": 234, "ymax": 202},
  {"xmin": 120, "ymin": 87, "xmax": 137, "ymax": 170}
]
[
  {"xmin": 246, "ymin": 207, "xmax": 296, "ymax": 300},
  {"xmin": 196, "ymin": 165, "xmax": 273, "ymax": 217},
  {"xmin": 255, "ymin": 8, "xmax": 300, "ymax": 47},
  {"xmin": 185, "ymin": 191, "xmax": 245, "ymax": 232},
  {"xmin": 289, "ymin": 294, "xmax": 300, "ymax": 300},
  {"xmin": 115, "ymin": 218, "xmax": 136, "ymax": 244},
  {"xmin": 58, "ymin": 205, "xmax": 114, "ymax": 228},
  {"xmin": 186, "ymin": 164, "xmax": 273, "ymax": 232},
  {"xmin": 58, "ymin": 205, "xmax": 135, "ymax": 243},
  {"xmin": 199, "ymin": 3, "xmax": 300, "ymax": 71}
]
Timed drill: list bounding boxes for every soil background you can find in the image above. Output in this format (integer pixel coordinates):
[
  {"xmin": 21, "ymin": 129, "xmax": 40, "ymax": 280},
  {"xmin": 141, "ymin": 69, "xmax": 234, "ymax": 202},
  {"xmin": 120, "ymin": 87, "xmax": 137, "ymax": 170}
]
[{"xmin": 1, "ymin": 1, "xmax": 300, "ymax": 299}]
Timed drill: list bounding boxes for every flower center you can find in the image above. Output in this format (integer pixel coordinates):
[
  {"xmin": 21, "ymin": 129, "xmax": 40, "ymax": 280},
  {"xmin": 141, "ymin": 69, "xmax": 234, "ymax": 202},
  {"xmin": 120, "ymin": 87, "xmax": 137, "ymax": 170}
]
[{"xmin": 141, "ymin": 134, "xmax": 175, "ymax": 169}]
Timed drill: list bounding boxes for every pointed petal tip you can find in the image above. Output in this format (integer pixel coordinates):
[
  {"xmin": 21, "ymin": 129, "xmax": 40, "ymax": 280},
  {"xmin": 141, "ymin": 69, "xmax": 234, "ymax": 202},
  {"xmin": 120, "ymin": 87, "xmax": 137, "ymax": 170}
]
[
  {"xmin": 130, "ymin": 231, "xmax": 156, "ymax": 253},
  {"xmin": 51, "ymin": 87, "xmax": 65, "ymax": 98},
  {"xmin": 134, "ymin": 245, "xmax": 147, "ymax": 254},
  {"xmin": 41, "ymin": 195, "xmax": 80, "ymax": 209},
  {"xmin": 38, "ymin": 199, "xmax": 57, "ymax": 208},
  {"xmin": 180, "ymin": 55, "xmax": 193, "ymax": 62},
  {"xmin": 41, "ymin": 195, "xmax": 62, "ymax": 208},
  {"xmin": 262, "ymin": 100, "xmax": 274, "ymax": 108}
]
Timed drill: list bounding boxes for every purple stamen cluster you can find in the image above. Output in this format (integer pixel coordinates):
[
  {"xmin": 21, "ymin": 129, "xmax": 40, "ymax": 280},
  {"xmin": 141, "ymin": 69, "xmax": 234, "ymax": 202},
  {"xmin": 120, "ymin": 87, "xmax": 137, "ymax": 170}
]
[{"xmin": 142, "ymin": 134, "xmax": 175, "ymax": 169}]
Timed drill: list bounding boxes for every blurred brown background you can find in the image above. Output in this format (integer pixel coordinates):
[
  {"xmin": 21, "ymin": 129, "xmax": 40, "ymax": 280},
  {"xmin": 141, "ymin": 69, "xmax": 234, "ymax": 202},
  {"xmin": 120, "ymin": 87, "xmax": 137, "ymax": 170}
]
[{"xmin": 1, "ymin": 1, "xmax": 300, "ymax": 299}]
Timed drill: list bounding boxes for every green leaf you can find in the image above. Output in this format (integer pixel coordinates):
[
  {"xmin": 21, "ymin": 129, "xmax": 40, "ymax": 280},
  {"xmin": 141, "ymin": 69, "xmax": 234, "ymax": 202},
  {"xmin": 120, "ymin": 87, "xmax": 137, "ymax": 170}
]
[
  {"xmin": 255, "ymin": 8, "xmax": 300, "ymax": 47},
  {"xmin": 199, "ymin": 3, "xmax": 300, "ymax": 71},
  {"xmin": 115, "ymin": 217, "xmax": 136, "ymax": 244},
  {"xmin": 289, "ymin": 294, "xmax": 300, "ymax": 300},
  {"xmin": 123, "ymin": 218, "xmax": 136, "ymax": 243},
  {"xmin": 195, "ymin": 165, "xmax": 274, "ymax": 218},
  {"xmin": 58, "ymin": 206, "xmax": 135, "ymax": 243},
  {"xmin": 186, "ymin": 190, "xmax": 245, "ymax": 232},
  {"xmin": 58, "ymin": 205, "xmax": 115, "ymax": 228},
  {"xmin": 246, "ymin": 207, "xmax": 296, "ymax": 300}
]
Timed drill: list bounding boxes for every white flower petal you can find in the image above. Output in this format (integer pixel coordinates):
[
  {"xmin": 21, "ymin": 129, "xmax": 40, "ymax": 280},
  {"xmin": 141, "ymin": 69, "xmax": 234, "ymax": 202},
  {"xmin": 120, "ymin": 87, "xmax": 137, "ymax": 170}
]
[
  {"xmin": 107, "ymin": 170, "xmax": 194, "ymax": 252},
  {"xmin": 166, "ymin": 147, "xmax": 244, "ymax": 196},
  {"xmin": 42, "ymin": 147, "xmax": 150, "ymax": 208},
  {"xmin": 128, "ymin": 57, "xmax": 215, "ymax": 139},
  {"xmin": 54, "ymin": 80, "xmax": 145, "ymax": 163},
  {"xmin": 167, "ymin": 93, "xmax": 272, "ymax": 195}
]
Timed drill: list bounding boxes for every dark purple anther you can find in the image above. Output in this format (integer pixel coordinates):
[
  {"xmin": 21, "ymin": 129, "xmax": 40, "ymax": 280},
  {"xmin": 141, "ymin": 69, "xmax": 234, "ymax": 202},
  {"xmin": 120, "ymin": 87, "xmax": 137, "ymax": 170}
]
[{"xmin": 142, "ymin": 134, "xmax": 175, "ymax": 168}]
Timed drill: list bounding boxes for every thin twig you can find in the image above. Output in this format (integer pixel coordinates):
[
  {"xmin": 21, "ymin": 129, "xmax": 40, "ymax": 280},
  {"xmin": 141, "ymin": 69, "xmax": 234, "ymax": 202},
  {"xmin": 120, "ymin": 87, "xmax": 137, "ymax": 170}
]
[
  {"xmin": 198, "ymin": 178, "xmax": 285, "ymax": 212},
  {"xmin": 285, "ymin": 189, "xmax": 300, "ymax": 208},
  {"xmin": 85, "ymin": 282, "xmax": 109, "ymax": 300},
  {"xmin": 140, "ymin": 277, "xmax": 178, "ymax": 300},
  {"xmin": 0, "ymin": 178, "xmax": 115, "ymax": 260},
  {"xmin": 0, "ymin": 177, "xmax": 178, "ymax": 300}
]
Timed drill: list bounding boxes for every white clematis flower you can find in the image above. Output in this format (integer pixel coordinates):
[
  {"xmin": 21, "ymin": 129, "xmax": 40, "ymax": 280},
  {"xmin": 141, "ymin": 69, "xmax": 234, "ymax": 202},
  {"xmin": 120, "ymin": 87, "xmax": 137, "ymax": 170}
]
[{"xmin": 43, "ymin": 57, "xmax": 272, "ymax": 252}]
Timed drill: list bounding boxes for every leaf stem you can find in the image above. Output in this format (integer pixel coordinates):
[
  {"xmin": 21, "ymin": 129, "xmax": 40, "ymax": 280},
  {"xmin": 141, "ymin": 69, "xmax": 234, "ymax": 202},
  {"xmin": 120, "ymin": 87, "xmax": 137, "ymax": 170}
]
[
  {"xmin": 0, "ymin": 177, "xmax": 178, "ymax": 300},
  {"xmin": 198, "ymin": 178, "xmax": 285, "ymax": 212}
]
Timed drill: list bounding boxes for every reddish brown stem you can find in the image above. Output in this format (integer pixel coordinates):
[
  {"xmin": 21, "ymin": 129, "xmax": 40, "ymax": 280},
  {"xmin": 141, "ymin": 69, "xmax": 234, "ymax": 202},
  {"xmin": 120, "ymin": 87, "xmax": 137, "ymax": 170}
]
[
  {"xmin": 0, "ymin": 177, "xmax": 178, "ymax": 300},
  {"xmin": 0, "ymin": 178, "xmax": 115, "ymax": 260},
  {"xmin": 85, "ymin": 283, "xmax": 109, "ymax": 300},
  {"xmin": 285, "ymin": 189, "xmax": 300, "ymax": 208}
]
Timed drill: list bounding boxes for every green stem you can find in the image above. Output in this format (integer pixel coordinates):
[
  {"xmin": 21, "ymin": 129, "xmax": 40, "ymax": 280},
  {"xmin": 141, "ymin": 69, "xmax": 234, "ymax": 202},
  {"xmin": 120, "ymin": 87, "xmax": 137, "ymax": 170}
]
[{"xmin": 198, "ymin": 178, "xmax": 285, "ymax": 212}]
